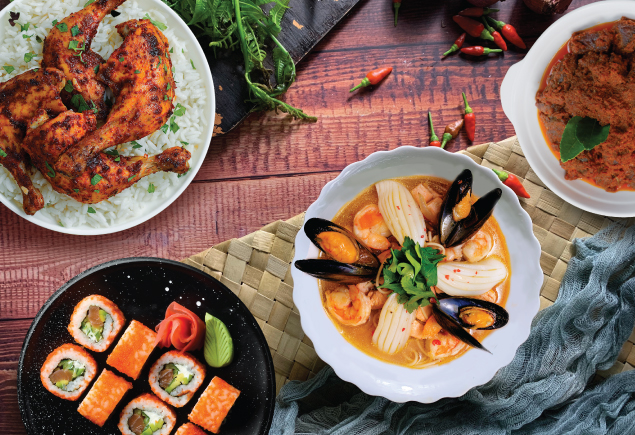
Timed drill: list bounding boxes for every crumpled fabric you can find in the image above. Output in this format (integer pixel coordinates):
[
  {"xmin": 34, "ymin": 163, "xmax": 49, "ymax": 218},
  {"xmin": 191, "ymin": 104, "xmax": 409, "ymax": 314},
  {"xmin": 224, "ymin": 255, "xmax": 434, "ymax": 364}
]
[{"xmin": 270, "ymin": 223, "xmax": 635, "ymax": 435}]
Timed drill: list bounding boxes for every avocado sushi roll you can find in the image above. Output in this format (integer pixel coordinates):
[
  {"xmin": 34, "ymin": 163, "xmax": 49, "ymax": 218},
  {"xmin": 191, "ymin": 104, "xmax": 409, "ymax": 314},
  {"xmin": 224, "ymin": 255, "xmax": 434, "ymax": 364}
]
[
  {"xmin": 40, "ymin": 343, "xmax": 97, "ymax": 400},
  {"xmin": 68, "ymin": 295, "xmax": 125, "ymax": 352},
  {"xmin": 148, "ymin": 351, "xmax": 206, "ymax": 407},
  {"xmin": 118, "ymin": 393, "xmax": 176, "ymax": 435}
]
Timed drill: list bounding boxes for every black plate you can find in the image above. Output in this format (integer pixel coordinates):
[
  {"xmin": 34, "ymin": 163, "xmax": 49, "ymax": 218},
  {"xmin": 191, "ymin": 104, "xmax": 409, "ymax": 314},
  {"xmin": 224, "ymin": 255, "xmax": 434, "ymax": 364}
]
[{"xmin": 17, "ymin": 258, "xmax": 275, "ymax": 435}]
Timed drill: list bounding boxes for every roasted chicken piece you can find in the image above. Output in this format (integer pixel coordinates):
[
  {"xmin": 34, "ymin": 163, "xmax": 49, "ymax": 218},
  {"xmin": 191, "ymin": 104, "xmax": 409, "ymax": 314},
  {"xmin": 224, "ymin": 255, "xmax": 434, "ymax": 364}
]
[
  {"xmin": 22, "ymin": 110, "xmax": 190, "ymax": 203},
  {"xmin": 55, "ymin": 19, "xmax": 176, "ymax": 178},
  {"xmin": 42, "ymin": 0, "xmax": 126, "ymax": 120},
  {"xmin": 0, "ymin": 68, "xmax": 67, "ymax": 215}
]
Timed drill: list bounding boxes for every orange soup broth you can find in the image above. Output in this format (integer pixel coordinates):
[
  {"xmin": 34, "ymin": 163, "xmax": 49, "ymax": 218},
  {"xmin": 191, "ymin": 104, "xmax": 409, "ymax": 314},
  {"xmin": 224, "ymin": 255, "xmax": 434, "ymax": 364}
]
[
  {"xmin": 318, "ymin": 175, "xmax": 511, "ymax": 368},
  {"xmin": 537, "ymin": 21, "xmax": 635, "ymax": 191}
]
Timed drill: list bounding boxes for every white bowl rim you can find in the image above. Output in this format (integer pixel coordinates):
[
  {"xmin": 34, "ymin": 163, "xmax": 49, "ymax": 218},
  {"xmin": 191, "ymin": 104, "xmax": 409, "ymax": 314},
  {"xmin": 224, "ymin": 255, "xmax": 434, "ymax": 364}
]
[
  {"xmin": 0, "ymin": 0, "xmax": 215, "ymax": 235},
  {"xmin": 500, "ymin": 0, "xmax": 635, "ymax": 218},
  {"xmin": 291, "ymin": 146, "xmax": 543, "ymax": 404}
]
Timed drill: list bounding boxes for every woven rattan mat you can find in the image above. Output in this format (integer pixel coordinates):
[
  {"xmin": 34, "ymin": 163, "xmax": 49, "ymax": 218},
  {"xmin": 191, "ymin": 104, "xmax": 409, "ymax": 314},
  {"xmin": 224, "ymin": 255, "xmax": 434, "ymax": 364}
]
[{"xmin": 183, "ymin": 135, "xmax": 635, "ymax": 394}]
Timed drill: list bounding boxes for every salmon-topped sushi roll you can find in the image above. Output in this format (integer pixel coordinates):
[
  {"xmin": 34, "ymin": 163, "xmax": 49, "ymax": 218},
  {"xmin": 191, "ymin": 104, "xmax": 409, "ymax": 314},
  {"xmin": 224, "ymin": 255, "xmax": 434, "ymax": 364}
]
[
  {"xmin": 107, "ymin": 320, "xmax": 157, "ymax": 380},
  {"xmin": 149, "ymin": 351, "xmax": 206, "ymax": 407},
  {"xmin": 188, "ymin": 376, "xmax": 240, "ymax": 434},
  {"xmin": 175, "ymin": 423, "xmax": 207, "ymax": 435},
  {"xmin": 40, "ymin": 343, "xmax": 97, "ymax": 400},
  {"xmin": 118, "ymin": 393, "xmax": 176, "ymax": 435},
  {"xmin": 69, "ymin": 295, "xmax": 125, "ymax": 352},
  {"xmin": 78, "ymin": 369, "xmax": 132, "ymax": 427}
]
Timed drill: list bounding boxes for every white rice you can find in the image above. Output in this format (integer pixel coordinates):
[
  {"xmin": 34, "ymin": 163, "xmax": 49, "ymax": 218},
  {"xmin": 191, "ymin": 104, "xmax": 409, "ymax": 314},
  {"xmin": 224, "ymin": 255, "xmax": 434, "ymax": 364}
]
[{"xmin": 0, "ymin": 0, "xmax": 205, "ymax": 228}]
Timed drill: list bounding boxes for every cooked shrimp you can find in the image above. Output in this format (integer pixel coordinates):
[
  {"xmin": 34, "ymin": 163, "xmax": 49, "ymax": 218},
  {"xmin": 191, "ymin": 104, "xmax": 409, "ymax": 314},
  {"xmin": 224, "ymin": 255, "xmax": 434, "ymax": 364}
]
[
  {"xmin": 354, "ymin": 281, "xmax": 375, "ymax": 293},
  {"xmin": 475, "ymin": 289, "xmax": 498, "ymax": 303},
  {"xmin": 410, "ymin": 314, "xmax": 442, "ymax": 340},
  {"xmin": 325, "ymin": 286, "xmax": 371, "ymax": 326},
  {"xmin": 353, "ymin": 204, "xmax": 392, "ymax": 250},
  {"xmin": 412, "ymin": 184, "xmax": 443, "ymax": 224},
  {"xmin": 368, "ymin": 290, "xmax": 388, "ymax": 310},
  {"xmin": 444, "ymin": 244, "xmax": 464, "ymax": 262},
  {"xmin": 427, "ymin": 330, "xmax": 466, "ymax": 360},
  {"xmin": 416, "ymin": 304, "xmax": 433, "ymax": 322},
  {"xmin": 463, "ymin": 231, "xmax": 493, "ymax": 263}
]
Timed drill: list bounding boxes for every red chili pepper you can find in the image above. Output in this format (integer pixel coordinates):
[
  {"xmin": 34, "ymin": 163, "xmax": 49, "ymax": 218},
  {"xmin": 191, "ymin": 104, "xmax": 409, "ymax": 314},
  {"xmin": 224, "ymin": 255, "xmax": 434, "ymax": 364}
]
[
  {"xmin": 443, "ymin": 32, "xmax": 466, "ymax": 57},
  {"xmin": 458, "ymin": 7, "xmax": 499, "ymax": 17},
  {"xmin": 462, "ymin": 93, "xmax": 475, "ymax": 142},
  {"xmin": 460, "ymin": 46, "xmax": 502, "ymax": 56},
  {"xmin": 452, "ymin": 16, "xmax": 493, "ymax": 42},
  {"xmin": 350, "ymin": 67, "xmax": 393, "ymax": 92},
  {"xmin": 481, "ymin": 17, "xmax": 507, "ymax": 51},
  {"xmin": 428, "ymin": 112, "xmax": 441, "ymax": 147},
  {"xmin": 440, "ymin": 119, "xmax": 463, "ymax": 149},
  {"xmin": 393, "ymin": 0, "xmax": 401, "ymax": 27},
  {"xmin": 492, "ymin": 169, "xmax": 530, "ymax": 198},
  {"xmin": 485, "ymin": 16, "xmax": 526, "ymax": 49}
]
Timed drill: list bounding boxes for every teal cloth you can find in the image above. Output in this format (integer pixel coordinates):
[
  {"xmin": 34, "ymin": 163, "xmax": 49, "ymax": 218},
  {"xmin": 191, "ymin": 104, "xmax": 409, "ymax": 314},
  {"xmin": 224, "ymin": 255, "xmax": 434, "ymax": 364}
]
[{"xmin": 270, "ymin": 224, "xmax": 635, "ymax": 434}]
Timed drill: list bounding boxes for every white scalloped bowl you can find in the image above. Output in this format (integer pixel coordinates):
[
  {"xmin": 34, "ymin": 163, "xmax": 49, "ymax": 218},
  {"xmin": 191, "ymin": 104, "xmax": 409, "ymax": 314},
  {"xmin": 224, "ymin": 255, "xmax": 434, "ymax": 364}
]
[
  {"xmin": 501, "ymin": 1, "xmax": 635, "ymax": 217},
  {"xmin": 291, "ymin": 146, "xmax": 542, "ymax": 403}
]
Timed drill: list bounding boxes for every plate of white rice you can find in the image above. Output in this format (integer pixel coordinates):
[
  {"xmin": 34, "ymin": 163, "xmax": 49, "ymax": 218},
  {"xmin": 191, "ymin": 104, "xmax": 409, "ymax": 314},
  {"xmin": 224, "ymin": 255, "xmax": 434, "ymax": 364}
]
[{"xmin": 0, "ymin": 0, "xmax": 215, "ymax": 235}]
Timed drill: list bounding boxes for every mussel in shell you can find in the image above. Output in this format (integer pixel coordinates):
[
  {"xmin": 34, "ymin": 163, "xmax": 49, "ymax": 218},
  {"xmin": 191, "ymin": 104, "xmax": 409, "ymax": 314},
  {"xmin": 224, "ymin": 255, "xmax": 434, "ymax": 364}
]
[
  {"xmin": 295, "ymin": 218, "xmax": 380, "ymax": 283},
  {"xmin": 438, "ymin": 169, "xmax": 502, "ymax": 248},
  {"xmin": 431, "ymin": 297, "xmax": 509, "ymax": 353}
]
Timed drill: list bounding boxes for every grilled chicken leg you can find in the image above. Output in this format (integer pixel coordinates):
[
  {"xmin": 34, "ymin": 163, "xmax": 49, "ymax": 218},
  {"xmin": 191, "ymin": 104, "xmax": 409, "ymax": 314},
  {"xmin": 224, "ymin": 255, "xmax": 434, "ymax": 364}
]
[
  {"xmin": 55, "ymin": 19, "xmax": 176, "ymax": 178},
  {"xmin": 42, "ymin": 0, "xmax": 126, "ymax": 120},
  {"xmin": 22, "ymin": 110, "xmax": 190, "ymax": 203},
  {"xmin": 0, "ymin": 68, "xmax": 67, "ymax": 215}
]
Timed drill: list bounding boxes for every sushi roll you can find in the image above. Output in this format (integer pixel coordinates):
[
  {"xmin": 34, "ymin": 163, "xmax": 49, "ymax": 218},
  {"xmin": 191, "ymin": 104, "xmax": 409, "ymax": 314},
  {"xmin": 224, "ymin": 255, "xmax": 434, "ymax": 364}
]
[
  {"xmin": 175, "ymin": 423, "xmax": 207, "ymax": 435},
  {"xmin": 188, "ymin": 376, "xmax": 240, "ymax": 434},
  {"xmin": 107, "ymin": 320, "xmax": 157, "ymax": 380},
  {"xmin": 40, "ymin": 343, "xmax": 97, "ymax": 400},
  {"xmin": 118, "ymin": 393, "xmax": 176, "ymax": 435},
  {"xmin": 148, "ymin": 351, "xmax": 206, "ymax": 407},
  {"xmin": 68, "ymin": 295, "xmax": 125, "ymax": 352},
  {"xmin": 78, "ymin": 369, "xmax": 132, "ymax": 427}
]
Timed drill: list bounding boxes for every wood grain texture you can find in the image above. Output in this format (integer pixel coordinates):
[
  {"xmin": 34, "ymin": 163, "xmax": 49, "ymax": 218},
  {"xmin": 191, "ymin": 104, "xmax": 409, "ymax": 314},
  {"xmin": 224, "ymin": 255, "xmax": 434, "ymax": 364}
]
[{"xmin": 0, "ymin": 0, "xmax": 600, "ymax": 433}]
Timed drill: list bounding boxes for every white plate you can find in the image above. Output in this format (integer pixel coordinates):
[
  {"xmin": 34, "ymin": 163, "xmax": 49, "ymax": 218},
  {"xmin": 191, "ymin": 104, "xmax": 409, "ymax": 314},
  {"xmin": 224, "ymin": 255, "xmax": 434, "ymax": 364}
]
[
  {"xmin": 500, "ymin": 1, "xmax": 635, "ymax": 217},
  {"xmin": 291, "ymin": 146, "xmax": 542, "ymax": 403},
  {"xmin": 0, "ymin": 0, "xmax": 215, "ymax": 235}
]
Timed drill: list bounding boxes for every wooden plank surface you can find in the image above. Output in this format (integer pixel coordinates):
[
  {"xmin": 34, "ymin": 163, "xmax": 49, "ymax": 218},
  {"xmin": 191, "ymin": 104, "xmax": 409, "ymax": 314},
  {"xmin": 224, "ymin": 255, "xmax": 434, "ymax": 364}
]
[{"xmin": 0, "ymin": 0, "xmax": 598, "ymax": 432}]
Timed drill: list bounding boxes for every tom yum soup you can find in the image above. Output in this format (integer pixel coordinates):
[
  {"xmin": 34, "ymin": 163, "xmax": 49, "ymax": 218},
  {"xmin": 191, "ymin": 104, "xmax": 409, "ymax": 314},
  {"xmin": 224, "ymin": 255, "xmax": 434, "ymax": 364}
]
[
  {"xmin": 295, "ymin": 170, "xmax": 511, "ymax": 369},
  {"xmin": 536, "ymin": 17, "xmax": 635, "ymax": 192}
]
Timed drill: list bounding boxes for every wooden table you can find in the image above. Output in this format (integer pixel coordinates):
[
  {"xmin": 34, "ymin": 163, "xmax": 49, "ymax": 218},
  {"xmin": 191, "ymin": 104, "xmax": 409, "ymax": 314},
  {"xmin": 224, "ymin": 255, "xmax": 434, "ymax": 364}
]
[{"xmin": 0, "ymin": 0, "xmax": 598, "ymax": 432}]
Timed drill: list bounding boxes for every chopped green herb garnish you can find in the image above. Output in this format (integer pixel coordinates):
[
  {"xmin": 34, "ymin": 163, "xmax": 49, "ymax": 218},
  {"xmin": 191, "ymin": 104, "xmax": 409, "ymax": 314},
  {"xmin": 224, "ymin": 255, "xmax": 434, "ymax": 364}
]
[
  {"xmin": 45, "ymin": 162, "xmax": 55, "ymax": 178},
  {"xmin": 131, "ymin": 141, "xmax": 142, "ymax": 149},
  {"xmin": 58, "ymin": 221, "xmax": 64, "ymax": 227},
  {"xmin": 20, "ymin": 23, "xmax": 29, "ymax": 32},
  {"xmin": 134, "ymin": 70, "xmax": 140, "ymax": 74},
  {"xmin": 71, "ymin": 25, "xmax": 80, "ymax": 36},
  {"xmin": 36, "ymin": 35, "xmax": 42, "ymax": 43},
  {"xmin": 84, "ymin": 0, "xmax": 95, "ymax": 7},
  {"xmin": 128, "ymin": 175, "xmax": 136, "ymax": 182},
  {"xmin": 0, "ymin": 148, "xmax": 7, "ymax": 158},
  {"xmin": 190, "ymin": 59, "xmax": 195, "ymax": 69},
  {"xmin": 68, "ymin": 40, "xmax": 83, "ymax": 51},
  {"xmin": 169, "ymin": 47, "xmax": 173, "ymax": 53},
  {"xmin": 94, "ymin": 189, "xmax": 99, "ymax": 193},
  {"xmin": 87, "ymin": 207, "xmax": 96, "ymax": 213},
  {"xmin": 64, "ymin": 80, "xmax": 74, "ymax": 93},
  {"xmin": 3, "ymin": 66, "xmax": 14, "ymax": 74},
  {"xmin": 104, "ymin": 149, "xmax": 119, "ymax": 157},
  {"xmin": 169, "ymin": 116, "xmax": 179, "ymax": 133},
  {"xmin": 24, "ymin": 52, "xmax": 36, "ymax": 62},
  {"xmin": 56, "ymin": 22, "xmax": 68, "ymax": 32},
  {"xmin": 173, "ymin": 103, "xmax": 186, "ymax": 117},
  {"xmin": 94, "ymin": 64, "xmax": 99, "ymax": 74},
  {"xmin": 71, "ymin": 94, "xmax": 90, "ymax": 112},
  {"xmin": 73, "ymin": 189, "xmax": 79, "ymax": 193},
  {"xmin": 180, "ymin": 141, "xmax": 189, "ymax": 146},
  {"xmin": 119, "ymin": 57, "xmax": 124, "ymax": 62},
  {"xmin": 90, "ymin": 174, "xmax": 102, "ymax": 185},
  {"xmin": 166, "ymin": 83, "xmax": 171, "ymax": 90},
  {"xmin": 143, "ymin": 13, "xmax": 167, "ymax": 31},
  {"xmin": 52, "ymin": 19, "xmax": 58, "ymax": 26},
  {"xmin": 177, "ymin": 168, "xmax": 190, "ymax": 178},
  {"xmin": 163, "ymin": 64, "xmax": 168, "ymax": 73},
  {"xmin": 160, "ymin": 123, "xmax": 169, "ymax": 134},
  {"xmin": 378, "ymin": 237, "xmax": 445, "ymax": 313},
  {"xmin": 148, "ymin": 183, "xmax": 155, "ymax": 193},
  {"xmin": 115, "ymin": 156, "xmax": 120, "ymax": 162},
  {"xmin": 164, "ymin": 94, "xmax": 169, "ymax": 101}
]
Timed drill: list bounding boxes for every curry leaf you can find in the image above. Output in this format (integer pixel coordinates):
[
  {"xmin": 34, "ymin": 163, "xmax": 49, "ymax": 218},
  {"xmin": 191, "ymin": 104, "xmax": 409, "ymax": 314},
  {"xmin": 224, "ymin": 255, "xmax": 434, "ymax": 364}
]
[
  {"xmin": 3, "ymin": 66, "xmax": 14, "ymax": 74},
  {"xmin": 560, "ymin": 116, "xmax": 610, "ymax": 163},
  {"xmin": 64, "ymin": 80, "xmax": 74, "ymax": 93},
  {"xmin": 56, "ymin": 22, "xmax": 68, "ymax": 32},
  {"xmin": 0, "ymin": 148, "xmax": 7, "ymax": 158},
  {"xmin": 143, "ymin": 13, "xmax": 167, "ymax": 30},
  {"xmin": 45, "ymin": 162, "xmax": 55, "ymax": 178}
]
